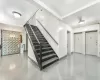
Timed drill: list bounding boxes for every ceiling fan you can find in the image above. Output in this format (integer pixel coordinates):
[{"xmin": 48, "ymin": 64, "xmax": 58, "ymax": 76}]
[{"xmin": 78, "ymin": 16, "xmax": 85, "ymax": 24}]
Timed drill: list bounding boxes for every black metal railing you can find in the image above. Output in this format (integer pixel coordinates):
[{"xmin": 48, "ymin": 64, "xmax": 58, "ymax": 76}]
[
  {"xmin": 36, "ymin": 19, "xmax": 58, "ymax": 45},
  {"xmin": 29, "ymin": 24, "xmax": 42, "ymax": 70},
  {"xmin": 24, "ymin": 24, "xmax": 42, "ymax": 70}
]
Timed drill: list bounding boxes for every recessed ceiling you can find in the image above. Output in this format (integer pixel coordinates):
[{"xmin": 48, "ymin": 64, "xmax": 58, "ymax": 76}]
[
  {"xmin": 0, "ymin": 0, "xmax": 99, "ymax": 27},
  {"xmin": 33, "ymin": 0, "xmax": 99, "ymax": 18},
  {"xmin": 63, "ymin": 2, "xmax": 100, "ymax": 28},
  {"xmin": 0, "ymin": 0, "xmax": 39, "ymax": 26}
]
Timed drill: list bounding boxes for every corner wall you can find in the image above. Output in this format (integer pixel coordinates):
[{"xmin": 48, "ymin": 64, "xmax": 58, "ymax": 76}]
[
  {"xmin": 29, "ymin": 9, "xmax": 73, "ymax": 58},
  {"xmin": 28, "ymin": 39, "xmax": 37, "ymax": 63}
]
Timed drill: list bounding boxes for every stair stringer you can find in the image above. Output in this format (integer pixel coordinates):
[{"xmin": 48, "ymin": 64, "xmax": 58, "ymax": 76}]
[
  {"xmin": 36, "ymin": 21, "xmax": 59, "ymax": 57},
  {"xmin": 28, "ymin": 38, "xmax": 37, "ymax": 64},
  {"xmin": 24, "ymin": 25, "xmax": 41, "ymax": 69}
]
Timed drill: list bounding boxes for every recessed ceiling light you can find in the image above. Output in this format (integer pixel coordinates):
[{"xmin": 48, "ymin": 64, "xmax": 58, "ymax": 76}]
[{"xmin": 12, "ymin": 11, "xmax": 22, "ymax": 18}]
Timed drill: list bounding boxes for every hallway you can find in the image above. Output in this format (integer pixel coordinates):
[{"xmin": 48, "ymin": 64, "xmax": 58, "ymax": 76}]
[{"xmin": 0, "ymin": 53, "xmax": 100, "ymax": 80}]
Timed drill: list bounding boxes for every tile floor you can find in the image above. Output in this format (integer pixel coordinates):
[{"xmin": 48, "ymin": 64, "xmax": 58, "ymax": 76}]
[{"xmin": 0, "ymin": 53, "xmax": 100, "ymax": 80}]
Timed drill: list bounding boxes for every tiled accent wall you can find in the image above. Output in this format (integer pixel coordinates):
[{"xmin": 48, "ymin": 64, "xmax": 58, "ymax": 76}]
[{"xmin": 2, "ymin": 30, "xmax": 21, "ymax": 55}]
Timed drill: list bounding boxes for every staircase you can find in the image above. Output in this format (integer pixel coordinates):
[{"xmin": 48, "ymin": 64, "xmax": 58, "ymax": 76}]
[{"xmin": 24, "ymin": 24, "xmax": 59, "ymax": 70}]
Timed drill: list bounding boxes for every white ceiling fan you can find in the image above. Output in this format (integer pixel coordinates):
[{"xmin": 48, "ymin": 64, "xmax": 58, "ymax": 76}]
[{"xmin": 78, "ymin": 16, "xmax": 85, "ymax": 24}]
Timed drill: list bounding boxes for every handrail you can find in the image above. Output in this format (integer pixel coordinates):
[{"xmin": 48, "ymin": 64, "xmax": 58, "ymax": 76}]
[
  {"xmin": 24, "ymin": 9, "xmax": 40, "ymax": 26},
  {"xmin": 36, "ymin": 19, "xmax": 58, "ymax": 45},
  {"xmin": 28, "ymin": 24, "xmax": 42, "ymax": 70},
  {"xmin": 24, "ymin": 25, "xmax": 40, "ymax": 65},
  {"xmin": 29, "ymin": 24, "xmax": 40, "ymax": 44}
]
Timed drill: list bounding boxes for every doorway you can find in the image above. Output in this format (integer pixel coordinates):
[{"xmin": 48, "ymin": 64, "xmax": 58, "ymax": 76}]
[
  {"xmin": 85, "ymin": 31, "xmax": 98, "ymax": 56},
  {"xmin": 74, "ymin": 32, "xmax": 83, "ymax": 53},
  {"xmin": 26, "ymin": 33, "xmax": 28, "ymax": 52},
  {"xmin": 67, "ymin": 31, "xmax": 71, "ymax": 55},
  {"xmin": 1, "ymin": 30, "xmax": 21, "ymax": 56}
]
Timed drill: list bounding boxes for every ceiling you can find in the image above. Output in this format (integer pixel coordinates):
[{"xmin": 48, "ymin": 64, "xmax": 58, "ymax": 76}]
[
  {"xmin": 0, "ymin": 0, "xmax": 39, "ymax": 26},
  {"xmin": 63, "ymin": 2, "xmax": 100, "ymax": 28},
  {"xmin": 0, "ymin": 0, "xmax": 99, "ymax": 27},
  {"xmin": 33, "ymin": 0, "xmax": 99, "ymax": 18},
  {"xmin": 32, "ymin": 0, "xmax": 100, "ymax": 28}
]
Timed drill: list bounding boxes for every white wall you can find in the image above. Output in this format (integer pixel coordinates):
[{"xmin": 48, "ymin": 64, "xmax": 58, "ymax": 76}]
[
  {"xmin": 0, "ymin": 23, "xmax": 23, "ymax": 32},
  {"xmin": 35, "ymin": 9, "xmax": 73, "ymax": 58},
  {"xmin": 28, "ymin": 39, "xmax": 37, "ymax": 64},
  {"xmin": 59, "ymin": 23, "xmax": 73, "ymax": 58},
  {"xmin": 73, "ymin": 24, "xmax": 100, "ymax": 56},
  {"xmin": 22, "ymin": 29, "xmax": 27, "ymax": 51},
  {"xmin": 29, "ymin": 16, "xmax": 36, "ymax": 26}
]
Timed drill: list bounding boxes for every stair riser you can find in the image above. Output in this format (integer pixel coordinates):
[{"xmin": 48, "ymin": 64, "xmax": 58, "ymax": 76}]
[
  {"xmin": 30, "ymin": 36, "xmax": 45, "ymax": 39},
  {"xmin": 35, "ymin": 33, "xmax": 42, "ymax": 35},
  {"xmin": 36, "ymin": 48, "xmax": 52, "ymax": 53},
  {"xmin": 30, "ymin": 36, "xmax": 44, "ymax": 39},
  {"xmin": 32, "ymin": 28, "xmax": 39, "ymax": 30},
  {"xmin": 42, "ymin": 59, "xmax": 58, "ymax": 69},
  {"xmin": 34, "ymin": 31, "xmax": 41, "ymax": 34},
  {"xmin": 28, "ymin": 31, "xmax": 33, "ymax": 34},
  {"xmin": 29, "ymin": 34, "xmax": 34, "ymax": 36},
  {"xmin": 38, "ymin": 52, "xmax": 54, "ymax": 57},
  {"xmin": 33, "ymin": 43, "xmax": 48, "ymax": 45},
  {"xmin": 32, "ymin": 40, "xmax": 47, "ymax": 42},
  {"xmin": 32, "ymin": 29, "xmax": 40, "ymax": 32},
  {"xmin": 35, "ymin": 35, "xmax": 44, "ymax": 38},
  {"xmin": 42, "ymin": 55, "xmax": 57, "ymax": 62},
  {"xmin": 34, "ymin": 45, "xmax": 50, "ymax": 49},
  {"xmin": 38, "ymin": 51, "xmax": 54, "ymax": 55},
  {"xmin": 25, "ymin": 25, "xmax": 59, "ymax": 70}
]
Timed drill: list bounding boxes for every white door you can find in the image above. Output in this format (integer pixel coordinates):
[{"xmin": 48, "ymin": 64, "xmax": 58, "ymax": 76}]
[
  {"xmin": 67, "ymin": 32, "xmax": 70, "ymax": 54},
  {"xmin": 86, "ymin": 31, "xmax": 98, "ymax": 55},
  {"xmin": 74, "ymin": 33, "xmax": 82, "ymax": 53}
]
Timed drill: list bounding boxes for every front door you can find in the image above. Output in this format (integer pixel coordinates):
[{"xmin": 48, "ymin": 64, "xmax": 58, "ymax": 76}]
[{"xmin": 74, "ymin": 33, "xmax": 83, "ymax": 53}]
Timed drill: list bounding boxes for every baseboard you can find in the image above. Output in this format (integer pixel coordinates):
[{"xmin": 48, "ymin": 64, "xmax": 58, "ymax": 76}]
[
  {"xmin": 73, "ymin": 52, "xmax": 99, "ymax": 57},
  {"xmin": 73, "ymin": 52, "xmax": 84, "ymax": 54},
  {"xmin": 59, "ymin": 52, "xmax": 74, "ymax": 60},
  {"xmin": 59, "ymin": 55, "xmax": 67, "ymax": 60},
  {"xmin": 1, "ymin": 53, "xmax": 19, "ymax": 56},
  {"xmin": 85, "ymin": 54, "xmax": 98, "ymax": 57}
]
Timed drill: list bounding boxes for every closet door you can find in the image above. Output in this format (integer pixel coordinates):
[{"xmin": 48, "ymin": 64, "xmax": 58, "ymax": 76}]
[
  {"xmin": 74, "ymin": 33, "xmax": 83, "ymax": 53},
  {"xmin": 86, "ymin": 31, "xmax": 98, "ymax": 56}
]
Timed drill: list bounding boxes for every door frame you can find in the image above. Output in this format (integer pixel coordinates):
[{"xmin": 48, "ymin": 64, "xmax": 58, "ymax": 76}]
[
  {"xmin": 74, "ymin": 32, "xmax": 82, "ymax": 53},
  {"xmin": 1, "ymin": 29, "xmax": 21, "ymax": 56},
  {"xmin": 1, "ymin": 29, "xmax": 2, "ymax": 56},
  {"xmin": 67, "ymin": 31, "xmax": 71, "ymax": 54},
  {"xmin": 26, "ymin": 33, "xmax": 28, "ymax": 52},
  {"xmin": 85, "ymin": 30, "xmax": 98, "ymax": 56}
]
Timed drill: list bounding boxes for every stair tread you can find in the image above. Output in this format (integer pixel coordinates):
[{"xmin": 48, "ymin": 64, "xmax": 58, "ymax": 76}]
[
  {"xmin": 25, "ymin": 25, "xmax": 59, "ymax": 70},
  {"xmin": 32, "ymin": 39, "xmax": 47, "ymax": 42},
  {"xmin": 42, "ymin": 47, "xmax": 51, "ymax": 49},
  {"xmin": 36, "ymin": 47, "xmax": 51, "ymax": 50},
  {"xmin": 42, "ymin": 50, "xmax": 54, "ymax": 54},
  {"xmin": 42, "ymin": 57, "xmax": 58, "ymax": 68},
  {"xmin": 33, "ymin": 42, "xmax": 48, "ymax": 44},
  {"xmin": 42, "ymin": 54, "xmax": 57, "ymax": 60},
  {"xmin": 37, "ymin": 51, "xmax": 54, "ymax": 56},
  {"xmin": 35, "ymin": 44, "xmax": 50, "ymax": 46}
]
